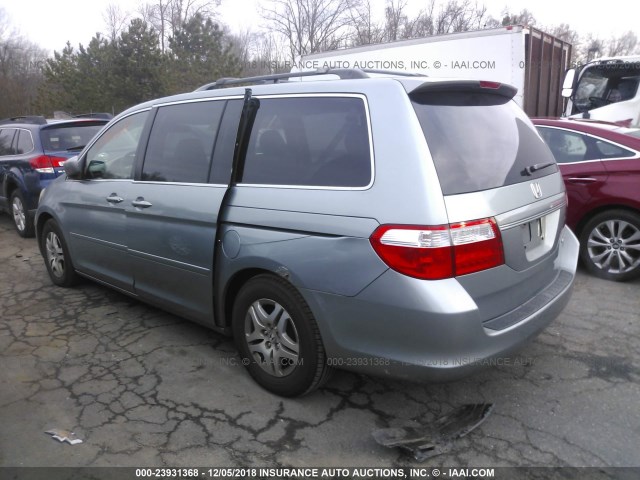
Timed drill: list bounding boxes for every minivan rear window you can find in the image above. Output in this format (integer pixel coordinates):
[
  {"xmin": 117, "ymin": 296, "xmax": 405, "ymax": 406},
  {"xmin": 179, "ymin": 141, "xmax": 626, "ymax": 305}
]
[{"xmin": 412, "ymin": 92, "xmax": 557, "ymax": 195}]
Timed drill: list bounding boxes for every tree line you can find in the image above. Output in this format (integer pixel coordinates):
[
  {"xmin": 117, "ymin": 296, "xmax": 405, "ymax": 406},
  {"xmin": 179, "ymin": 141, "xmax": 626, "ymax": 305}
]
[{"xmin": 1, "ymin": 0, "xmax": 639, "ymax": 119}]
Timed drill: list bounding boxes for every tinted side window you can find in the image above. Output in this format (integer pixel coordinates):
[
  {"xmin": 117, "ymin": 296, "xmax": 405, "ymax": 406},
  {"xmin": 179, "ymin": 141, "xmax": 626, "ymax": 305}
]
[
  {"xmin": 142, "ymin": 101, "xmax": 224, "ymax": 183},
  {"xmin": 85, "ymin": 111, "xmax": 148, "ymax": 179},
  {"xmin": 16, "ymin": 130, "xmax": 34, "ymax": 155},
  {"xmin": 0, "ymin": 129, "xmax": 16, "ymax": 156},
  {"xmin": 241, "ymin": 97, "xmax": 371, "ymax": 187},
  {"xmin": 537, "ymin": 127, "xmax": 590, "ymax": 163}
]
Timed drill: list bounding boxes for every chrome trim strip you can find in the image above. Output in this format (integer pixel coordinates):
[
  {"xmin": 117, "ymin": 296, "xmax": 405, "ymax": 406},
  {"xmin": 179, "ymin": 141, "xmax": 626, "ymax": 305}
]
[
  {"xmin": 154, "ymin": 95, "xmax": 244, "ymax": 107},
  {"xmin": 127, "ymin": 249, "xmax": 210, "ymax": 274},
  {"xmin": 70, "ymin": 232, "xmax": 127, "ymax": 249},
  {"xmin": 497, "ymin": 192, "xmax": 567, "ymax": 230}
]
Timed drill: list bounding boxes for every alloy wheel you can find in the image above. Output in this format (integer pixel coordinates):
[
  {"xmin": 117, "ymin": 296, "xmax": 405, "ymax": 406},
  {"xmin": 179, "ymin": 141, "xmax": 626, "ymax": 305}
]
[
  {"xmin": 12, "ymin": 195, "xmax": 26, "ymax": 232},
  {"xmin": 244, "ymin": 298, "xmax": 300, "ymax": 377},
  {"xmin": 45, "ymin": 231, "xmax": 66, "ymax": 278},
  {"xmin": 587, "ymin": 219, "xmax": 640, "ymax": 274}
]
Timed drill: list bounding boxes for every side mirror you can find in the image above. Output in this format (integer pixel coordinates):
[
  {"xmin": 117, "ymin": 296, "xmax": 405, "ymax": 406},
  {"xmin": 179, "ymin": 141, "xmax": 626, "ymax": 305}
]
[
  {"xmin": 562, "ymin": 69, "xmax": 576, "ymax": 98},
  {"xmin": 64, "ymin": 155, "xmax": 82, "ymax": 179}
]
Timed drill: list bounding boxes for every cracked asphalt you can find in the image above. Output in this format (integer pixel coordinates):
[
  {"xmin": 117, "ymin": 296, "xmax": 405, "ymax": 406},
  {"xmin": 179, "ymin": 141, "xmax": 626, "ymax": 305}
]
[{"xmin": 1, "ymin": 213, "xmax": 639, "ymax": 468}]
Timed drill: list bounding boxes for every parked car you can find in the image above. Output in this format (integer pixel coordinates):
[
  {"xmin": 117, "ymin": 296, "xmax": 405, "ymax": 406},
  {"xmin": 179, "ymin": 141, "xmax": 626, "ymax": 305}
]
[
  {"xmin": 36, "ymin": 70, "xmax": 579, "ymax": 396},
  {"xmin": 533, "ymin": 118, "xmax": 640, "ymax": 281},
  {"xmin": 0, "ymin": 116, "xmax": 108, "ymax": 237}
]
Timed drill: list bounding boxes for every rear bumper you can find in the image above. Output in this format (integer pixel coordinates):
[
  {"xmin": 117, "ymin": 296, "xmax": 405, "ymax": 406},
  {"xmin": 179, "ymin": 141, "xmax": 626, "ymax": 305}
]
[{"xmin": 303, "ymin": 226, "xmax": 579, "ymax": 382}]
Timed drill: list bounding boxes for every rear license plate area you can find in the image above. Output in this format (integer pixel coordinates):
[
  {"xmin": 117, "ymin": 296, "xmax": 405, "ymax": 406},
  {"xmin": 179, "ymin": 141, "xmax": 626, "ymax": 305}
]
[{"xmin": 521, "ymin": 216, "xmax": 546, "ymax": 250}]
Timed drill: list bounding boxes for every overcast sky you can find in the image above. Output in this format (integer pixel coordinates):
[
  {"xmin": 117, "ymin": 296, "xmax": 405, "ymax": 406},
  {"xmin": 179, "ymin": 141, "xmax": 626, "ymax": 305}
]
[{"xmin": 1, "ymin": 0, "xmax": 639, "ymax": 54}]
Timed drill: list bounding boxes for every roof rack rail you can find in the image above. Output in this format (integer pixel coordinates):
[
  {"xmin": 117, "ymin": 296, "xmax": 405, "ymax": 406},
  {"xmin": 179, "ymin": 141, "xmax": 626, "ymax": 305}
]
[
  {"xmin": 0, "ymin": 115, "xmax": 47, "ymax": 125},
  {"xmin": 195, "ymin": 68, "xmax": 426, "ymax": 91}
]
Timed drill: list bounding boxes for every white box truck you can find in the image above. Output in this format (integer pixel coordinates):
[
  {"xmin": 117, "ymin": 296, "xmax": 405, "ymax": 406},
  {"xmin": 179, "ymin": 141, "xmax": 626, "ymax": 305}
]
[
  {"xmin": 295, "ymin": 25, "xmax": 572, "ymax": 117},
  {"xmin": 562, "ymin": 55, "xmax": 640, "ymax": 127}
]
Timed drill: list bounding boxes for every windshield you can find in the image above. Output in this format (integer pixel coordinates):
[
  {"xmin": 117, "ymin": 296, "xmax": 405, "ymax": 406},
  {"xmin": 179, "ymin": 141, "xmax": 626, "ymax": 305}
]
[
  {"xmin": 573, "ymin": 64, "xmax": 640, "ymax": 113},
  {"xmin": 412, "ymin": 92, "xmax": 557, "ymax": 195}
]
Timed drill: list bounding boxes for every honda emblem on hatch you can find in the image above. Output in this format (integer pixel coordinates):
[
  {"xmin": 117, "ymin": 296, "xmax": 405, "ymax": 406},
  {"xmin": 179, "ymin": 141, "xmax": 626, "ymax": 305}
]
[{"xmin": 530, "ymin": 182, "xmax": 542, "ymax": 199}]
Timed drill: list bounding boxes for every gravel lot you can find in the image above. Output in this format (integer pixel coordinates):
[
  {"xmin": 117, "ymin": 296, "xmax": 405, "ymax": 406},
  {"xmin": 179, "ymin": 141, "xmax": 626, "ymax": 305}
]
[{"xmin": 1, "ymin": 213, "xmax": 639, "ymax": 469}]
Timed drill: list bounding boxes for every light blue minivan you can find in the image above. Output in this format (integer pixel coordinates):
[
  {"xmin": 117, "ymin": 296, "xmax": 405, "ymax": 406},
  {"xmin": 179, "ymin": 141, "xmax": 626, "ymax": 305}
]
[{"xmin": 36, "ymin": 70, "xmax": 579, "ymax": 396}]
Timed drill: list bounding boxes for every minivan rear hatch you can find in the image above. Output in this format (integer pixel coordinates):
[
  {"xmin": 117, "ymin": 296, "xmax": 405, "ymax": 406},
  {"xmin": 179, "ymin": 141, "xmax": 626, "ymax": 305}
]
[{"xmin": 410, "ymin": 80, "xmax": 569, "ymax": 327}]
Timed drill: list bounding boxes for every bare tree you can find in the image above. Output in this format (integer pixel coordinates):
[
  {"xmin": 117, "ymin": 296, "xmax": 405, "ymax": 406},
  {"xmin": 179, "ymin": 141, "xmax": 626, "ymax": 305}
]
[
  {"xmin": 546, "ymin": 23, "xmax": 580, "ymax": 45},
  {"xmin": 577, "ymin": 34, "xmax": 605, "ymax": 63},
  {"xmin": 0, "ymin": 7, "xmax": 48, "ymax": 116},
  {"xmin": 262, "ymin": 0, "xmax": 357, "ymax": 60},
  {"xmin": 398, "ymin": 0, "xmax": 499, "ymax": 39},
  {"xmin": 103, "ymin": 3, "xmax": 130, "ymax": 42},
  {"xmin": 228, "ymin": 27, "xmax": 254, "ymax": 66},
  {"xmin": 348, "ymin": 0, "xmax": 385, "ymax": 46},
  {"xmin": 501, "ymin": 8, "xmax": 536, "ymax": 27},
  {"xmin": 384, "ymin": 0, "xmax": 409, "ymax": 41},
  {"xmin": 607, "ymin": 31, "xmax": 638, "ymax": 56},
  {"xmin": 138, "ymin": 0, "xmax": 220, "ymax": 52},
  {"xmin": 138, "ymin": 0, "xmax": 170, "ymax": 52}
]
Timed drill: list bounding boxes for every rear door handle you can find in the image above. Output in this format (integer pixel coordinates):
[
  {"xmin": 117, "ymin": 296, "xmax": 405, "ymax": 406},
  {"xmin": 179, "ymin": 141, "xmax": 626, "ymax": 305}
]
[
  {"xmin": 132, "ymin": 197, "xmax": 153, "ymax": 208},
  {"xmin": 106, "ymin": 193, "xmax": 123, "ymax": 203},
  {"xmin": 567, "ymin": 177, "xmax": 598, "ymax": 184}
]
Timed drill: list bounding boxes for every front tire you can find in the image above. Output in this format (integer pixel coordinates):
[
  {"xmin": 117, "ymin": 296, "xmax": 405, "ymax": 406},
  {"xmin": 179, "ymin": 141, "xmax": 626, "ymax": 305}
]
[
  {"xmin": 41, "ymin": 219, "xmax": 79, "ymax": 287},
  {"xmin": 10, "ymin": 190, "xmax": 35, "ymax": 238},
  {"xmin": 579, "ymin": 210, "xmax": 640, "ymax": 281},
  {"xmin": 232, "ymin": 274, "xmax": 332, "ymax": 396}
]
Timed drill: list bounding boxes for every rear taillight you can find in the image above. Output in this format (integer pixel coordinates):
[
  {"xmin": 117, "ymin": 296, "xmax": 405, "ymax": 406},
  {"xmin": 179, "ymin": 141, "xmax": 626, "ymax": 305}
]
[
  {"xmin": 450, "ymin": 219, "xmax": 504, "ymax": 276},
  {"xmin": 30, "ymin": 155, "xmax": 66, "ymax": 174},
  {"xmin": 370, "ymin": 218, "xmax": 504, "ymax": 280}
]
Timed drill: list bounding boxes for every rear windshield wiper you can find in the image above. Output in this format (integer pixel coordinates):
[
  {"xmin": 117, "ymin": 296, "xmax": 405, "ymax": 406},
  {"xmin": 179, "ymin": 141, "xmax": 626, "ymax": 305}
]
[
  {"xmin": 66, "ymin": 145, "xmax": 86, "ymax": 152},
  {"xmin": 522, "ymin": 162, "xmax": 555, "ymax": 176}
]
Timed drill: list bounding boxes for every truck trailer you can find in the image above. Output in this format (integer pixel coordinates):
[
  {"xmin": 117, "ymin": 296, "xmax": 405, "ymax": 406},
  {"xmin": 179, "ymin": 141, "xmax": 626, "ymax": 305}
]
[{"xmin": 296, "ymin": 25, "xmax": 572, "ymax": 117}]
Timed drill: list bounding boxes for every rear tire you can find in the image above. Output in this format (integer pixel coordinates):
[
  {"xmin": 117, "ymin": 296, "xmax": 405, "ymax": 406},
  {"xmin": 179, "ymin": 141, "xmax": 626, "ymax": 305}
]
[
  {"xmin": 232, "ymin": 274, "xmax": 332, "ymax": 397},
  {"xmin": 579, "ymin": 209, "xmax": 640, "ymax": 282},
  {"xmin": 41, "ymin": 219, "xmax": 79, "ymax": 287},
  {"xmin": 10, "ymin": 190, "xmax": 35, "ymax": 238}
]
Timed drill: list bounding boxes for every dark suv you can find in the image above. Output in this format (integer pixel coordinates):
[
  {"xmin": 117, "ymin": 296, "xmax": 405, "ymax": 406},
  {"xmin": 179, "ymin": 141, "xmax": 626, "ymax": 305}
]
[{"xmin": 0, "ymin": 116, "xmax": 108, "ymax": 237}]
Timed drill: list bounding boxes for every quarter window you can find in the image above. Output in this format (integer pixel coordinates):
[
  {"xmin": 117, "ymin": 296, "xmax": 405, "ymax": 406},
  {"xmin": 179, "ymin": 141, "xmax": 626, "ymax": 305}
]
[
  {"xmin": 85, "ymin": 111, "xmax": 148, "ymax": 179},
  {"xmin": 595, "ymin": 139, "xmax": 635, "ymax": 159},
  {"xmin": 142, "ymin": 101, "xmax": 225, "ymax": 183},
  {"xmin": 241, "ymin": 97, "xmax": 372, "ymax": 187},
  {"xmin": 0, "ymin": 129, "xmax": 16, "ymax": 156},
  {"xmin": 16, "ymin": 130, "xmax": 34, "ymax": 155}
]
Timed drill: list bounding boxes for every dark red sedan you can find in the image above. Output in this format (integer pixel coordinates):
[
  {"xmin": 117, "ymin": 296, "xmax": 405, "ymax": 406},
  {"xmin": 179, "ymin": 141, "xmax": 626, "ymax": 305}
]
[{"xmin": 532, "ymin": 118, "xmax": 640, "ymax": 281}]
